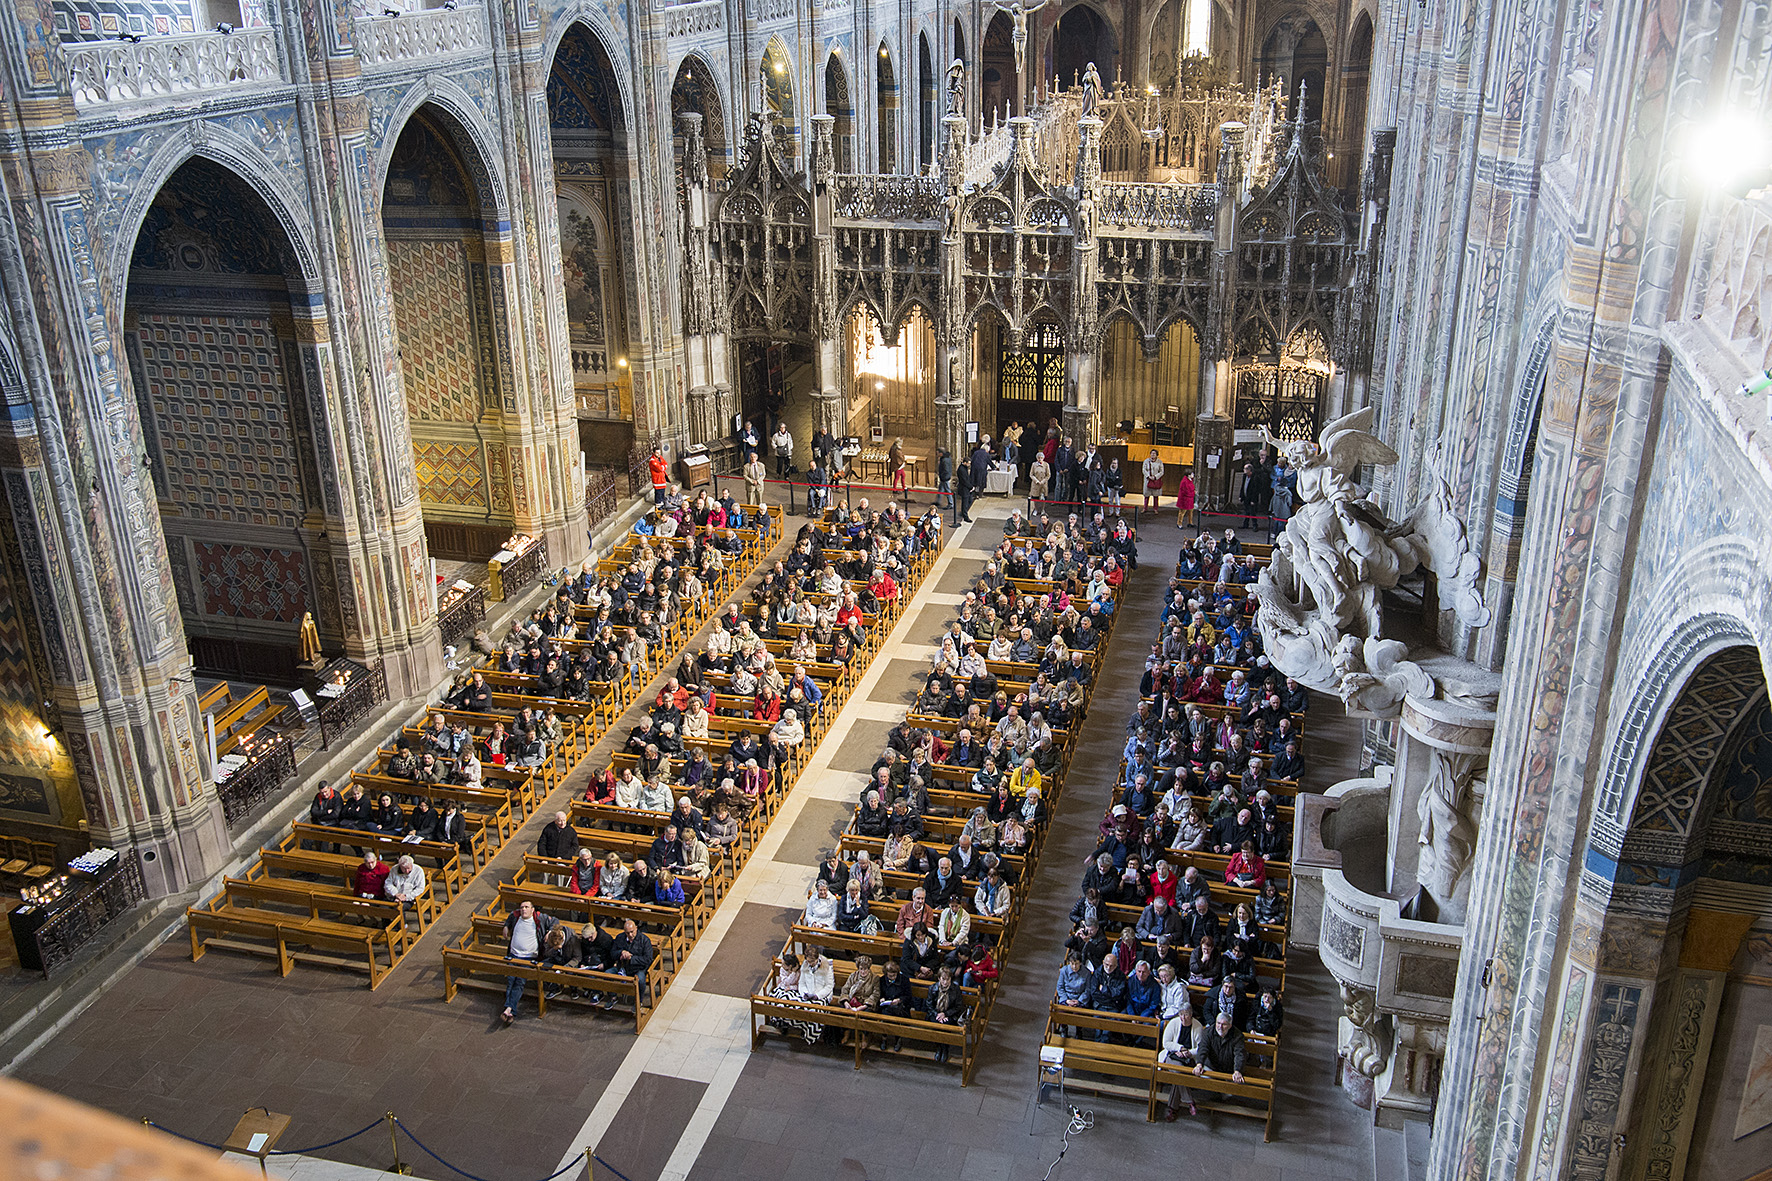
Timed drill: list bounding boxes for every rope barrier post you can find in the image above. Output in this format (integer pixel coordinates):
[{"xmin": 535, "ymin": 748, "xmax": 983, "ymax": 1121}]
[{"xmin": 386, "ymin": 1111, "xmax": 411, "ymax": 1175}]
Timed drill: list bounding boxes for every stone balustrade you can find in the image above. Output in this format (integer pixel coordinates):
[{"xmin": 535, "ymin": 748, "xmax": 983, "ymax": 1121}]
[
  {"xmin": 1096, "ymin": 182, "xmax": 1219, "ymax": 233},
  {"xmin": 357, "ymin": 3, "xmax": 488, "ymax": 68},
  {"xmin": 64, "ymin": 28, "xmax": 280, "ymax": 109},
  {"xmin": 830, "ymin": 174, "xmax": 943, "ymax": 222},
  {"xmin": 663, "ymin": 0, "xmax": 723, "ymax": 37}
]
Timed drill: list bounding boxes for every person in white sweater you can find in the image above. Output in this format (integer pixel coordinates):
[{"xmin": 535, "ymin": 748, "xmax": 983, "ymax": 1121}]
[
  {"xmin": 383, "ymin": 855, "xmax": 428, "ymax": 927},
  {"xmin": 798, "ymin": 947, "xmax": 835, "ymax": 1002},
  {"xmin": 803, "ymin": 877, "xmax": 838, "ymax": 929}
]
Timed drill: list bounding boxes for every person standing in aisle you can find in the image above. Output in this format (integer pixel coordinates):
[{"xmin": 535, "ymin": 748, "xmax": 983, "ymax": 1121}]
[
  {"xmin": 648, "ymin": 446, "xmax": 669, "ymax": 506},
  {"xmin": 772, "ymin": 423, "xmax": 794, "ymax": 479},
  {"xmin": 1142, "ymin": 448, "xmax": 1165, "ymax": 517},
  {"xmin": 743, "ymin": 450, "xmax": 766, "ymax": 506}
]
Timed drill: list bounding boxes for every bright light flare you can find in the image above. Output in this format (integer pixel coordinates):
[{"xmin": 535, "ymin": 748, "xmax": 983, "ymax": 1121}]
[{"xmin": 1689, "ymin": 110, "xmax": 1771, "ymax": 191}]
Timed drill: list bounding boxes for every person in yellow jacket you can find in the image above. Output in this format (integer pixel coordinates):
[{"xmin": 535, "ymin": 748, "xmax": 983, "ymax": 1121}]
[{"xmin": 1007, "ymin": 756, "xmax": 1042, "ymax": 802}]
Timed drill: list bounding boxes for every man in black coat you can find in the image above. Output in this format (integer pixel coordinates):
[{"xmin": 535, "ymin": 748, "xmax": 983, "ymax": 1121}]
[
  {"xmin": 537, "ymin": 811, "xmax": 581, "ymax": 885},
  {"xmin": 610, "ymin": 918, "xmax": 655, "ymax": 1002},
  {"xmin": 922, "ymin": 856, "xmax": 965, "ymax": 906}
]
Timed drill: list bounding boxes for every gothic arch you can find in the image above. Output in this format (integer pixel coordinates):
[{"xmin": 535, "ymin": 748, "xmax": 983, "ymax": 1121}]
[
  {"xmin": 836, "ymin": 289, "xmax": 886, "ymax": 337},
  {"xmin": 1152, "ymin": 307, "xmax": 1205, "ymax": 347},
  {"xmin": 1093, "ymin": 306, "xmax": 1143, "ymax": 352},
  {"xmin": 105, "ymin": 128, "xmax": 323, "ymax": 331},
  {"xmin": 1560, "ymin": 617, "xmax": 1772, "ymax": 1181},
  {"xmin": 1051, "ymin": 3, "xmax": 1119, "ymax": 92},
  {"xmin": 122, "ymin": 155, "xmax": 332, "ymax": 677},
  {"xmin": 540, "ymin": 5, "xmax": 638, "ymax": 144},
  {"xmin": 1593, "ymin": 564, "xmax": 1772, "ymax": 853},
  {"xmin": 373, "ymin": 81, "xmax": 511, "ymax": 229},
  {"xmin": 918, "ymin": 32, "xmax": 936, "ymax": 170},
  {"xmin": 884, "ymin": 296, "xmax": 938, "ymax": 346},
  {"xmin": 1472, "ymin": 312, "xmax": 1553, "ymax": 670},
  {"xmin": 761, "ymin": 37, "xmax": 798, "ymax": 142},
  {"xmin": 877, "ymin": 41, "xmax": 899, "ymax": 173},
  {"xmin": 671, "ymin": 52, "xmax": 730, "ymax": 177},
  {"xmin": 825, "ymin": 51, "xmax": 855, "ymax": 173}
]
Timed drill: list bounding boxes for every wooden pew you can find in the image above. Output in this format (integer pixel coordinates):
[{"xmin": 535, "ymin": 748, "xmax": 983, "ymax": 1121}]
[
  {"xmin": 187, "ymin": 886, "xmax": 402, "ymax": 989},
  {"xmin": 285, "ymin": 824, "xmax": 464, "ymax": 899},
  {"xmin": 750, "ymin": 957, "xmax": 981, "ymax": 1083},
  {"xmin": 441, "ymin": 909, "xmax": 665, "ymax": 1033}
]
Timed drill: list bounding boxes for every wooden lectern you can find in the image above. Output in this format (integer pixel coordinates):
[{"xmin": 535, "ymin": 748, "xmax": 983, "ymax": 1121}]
[{"xmin": 221, "ymin": 1108, "xmax": 291, "ymax": 1178}]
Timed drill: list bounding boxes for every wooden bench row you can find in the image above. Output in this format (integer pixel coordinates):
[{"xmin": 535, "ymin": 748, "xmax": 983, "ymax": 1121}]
[
  {"xmin": 1039, "ymin": 1002, "xmax": 1279, "ymax": 1138},
  {"xmin": 753, "ymin": 544, "xmax": 1120, "ymax": 1083},
  {"xmin": 445, "ymin": 511, "xmax": 943, "ymax": 1028}
]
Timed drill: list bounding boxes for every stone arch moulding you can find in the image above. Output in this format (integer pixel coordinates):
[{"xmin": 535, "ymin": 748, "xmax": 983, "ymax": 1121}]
[
  {"xmin": 669, "ymin": 50, "xmax": 734, "ymax": 156},
  {"xmin": 371, "ymin": 79, "xmax": 513, "ymax": 228},
  {"xmin": 1497, "ymin": 310, "xmax": 1558, "ymax": 509},
  {"xmin": 103, "ymin": 125, "xmax": 323, "ymax": 330},
  {"xmin": 1590, "ymin": 596, "xmax": 1769, "ymax": 866},
  {"xmin": 540, "ymin": 6, "xmax": 638, "ymax": 134},
  {"xmin": 884, "ymin": 297, "xmax": 938, "ymax": 347},
  {"xmin": 1147, "ymin": 308, "xmax": 1205, "ymax": 353}
]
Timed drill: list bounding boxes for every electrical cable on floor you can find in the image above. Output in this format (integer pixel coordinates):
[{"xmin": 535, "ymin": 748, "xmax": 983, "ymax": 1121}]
[{"xmin": 1041, "ymin": 1105, "xmax": 1094, "ymax": 1180}]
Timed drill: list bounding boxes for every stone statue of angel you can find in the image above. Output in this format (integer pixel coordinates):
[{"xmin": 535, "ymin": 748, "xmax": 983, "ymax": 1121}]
[
  {"xmin": 992, "ymin": 0, "xmax": 1050, "ymax": 77},
  {"xmin": 1261, "ymin": 406, "xmax": 1401, "ymax": 637},
  {"xmin": 1255, "ymin": 405, "xmax": 1491, "ymax": 716}
]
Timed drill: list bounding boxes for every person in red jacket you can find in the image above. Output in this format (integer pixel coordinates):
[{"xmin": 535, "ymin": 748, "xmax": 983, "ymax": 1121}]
[
  {"xmin": 648, "ymin": 447, "xmax": 669, "ymax": 505},
  {"xmin": 752, "ymin": 688, "xmax": 782, "ymax": 723},
  {"xmin": 352, "ymin": 850, "xmax": 391, "ymax": 899},
  {"xmin": 1183, "ymin": 666, "xmax": 1222, "ymax": 703},
  {"xmin": 960, "ymin": 937, "xmax": 998, "ymax": 988},
  {"xmin": 836, "ymin": 593, "xmax": 865, "ymax": 628},
  {"xmin": 584, "ymin": 765, "xmax": 617, "ymax": 805},
  {"xmin": 566, "ymin": 848, "xmax": 601, "ymax": 896},
  {"xmin": 1224, "ymin": 840, "xmax": 1267, "ymax": 890}
]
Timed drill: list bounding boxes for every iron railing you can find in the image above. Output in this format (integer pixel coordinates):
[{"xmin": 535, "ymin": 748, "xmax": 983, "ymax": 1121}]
[
  {"xmin": 27, "ymin": 850, "xmax": 146, "ymax": 976},
  {"xmin": 317, "ymin": 660, "xmax": 389, "ymax": 748},
  {"xmin": 215, "ymin": 733, "xmax": 298, "ymax": 829}
]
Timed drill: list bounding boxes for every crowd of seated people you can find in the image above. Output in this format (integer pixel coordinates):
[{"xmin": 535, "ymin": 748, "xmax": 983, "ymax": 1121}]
[
  {"xmin": 760, "ymin": 509, "xmax": 1126, "ymax": 1065},
  {"xmin": 1050, "ymin": 529, "xmax": 1292, "ymax": 1118},
  {"xmin": 446, "ymin": 499, "xmax": 765, "ymax": 709},
  {"xmin": 501, "ymin": 502, "xmax": 941, "ymax": 1010}
]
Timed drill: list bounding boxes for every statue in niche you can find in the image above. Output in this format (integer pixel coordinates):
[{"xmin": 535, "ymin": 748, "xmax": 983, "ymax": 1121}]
[
  {"xmin": 1255, "ymin": 407, "xmax": 1492, "ymax": 716},
  {"xmin": 946, "ymin": 58, "xmax": 966, "ymax": 119}
]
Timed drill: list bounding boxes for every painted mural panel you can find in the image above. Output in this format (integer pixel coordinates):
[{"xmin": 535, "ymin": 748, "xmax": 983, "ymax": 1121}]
[
  {"xmin": 192, "ymin": 542, "xmax": 309, "ymax": 622},
  {"xmin": 133, "ymin": 313, "xmax": 304, "ymax": 528}
]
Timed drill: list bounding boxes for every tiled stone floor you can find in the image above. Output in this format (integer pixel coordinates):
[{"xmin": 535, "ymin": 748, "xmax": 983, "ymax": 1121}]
[{"xmin": 13, "ymin": 502, "xmax": 1376, "ymax": 1181}]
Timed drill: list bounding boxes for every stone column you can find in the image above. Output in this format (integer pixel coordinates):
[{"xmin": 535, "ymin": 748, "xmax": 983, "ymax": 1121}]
[
  {"xmin": 935, "ymin": 111, "xmax": 969, "ymax": 464},
  {"xmin": 1063, "ymin": 115, "xmax": 1103, "ymax": 449},
  {"xmin": 808, "ymin": 115, "xmax": 845, "ymax": 442},
  {"xmin": 1196, "ymin": 121, "xmax": 1244, "ymax": 512},
  {"xmin": 0, "ymin": 40, "xmax": 222, "ymax": 890},
  {"xmin": 274, "ymin": 0, "xmax": 442, "ymax": 699},
  {"xmin": 679, "ymin": 114, "xmax": 732, "ymax": 447}
]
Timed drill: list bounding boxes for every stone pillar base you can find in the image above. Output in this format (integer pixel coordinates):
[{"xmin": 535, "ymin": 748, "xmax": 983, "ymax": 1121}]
[
  {"xmin": 1194, "ymin": 413, "xmax": 1234, "ymax": 513},
  {"xmin": 1061, "ymin": 403, "xmax": 1093, "ymax": 451}
]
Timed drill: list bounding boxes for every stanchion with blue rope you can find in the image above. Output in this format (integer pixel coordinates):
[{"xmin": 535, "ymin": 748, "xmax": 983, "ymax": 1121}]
[{"xmin": 140, "ymin": 1112, "xmax": 599, "ymax": 1181}]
